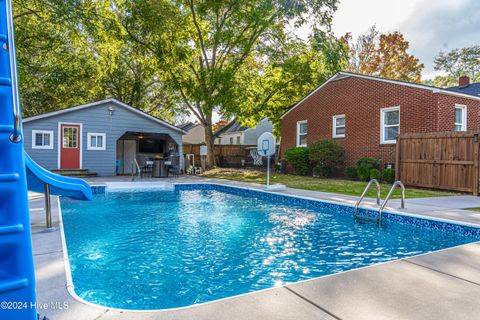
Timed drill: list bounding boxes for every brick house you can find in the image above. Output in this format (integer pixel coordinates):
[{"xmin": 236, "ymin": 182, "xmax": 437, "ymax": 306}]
[{"xmin": 280, "ymin": 72, "xmax": 480, "ymax": 167}]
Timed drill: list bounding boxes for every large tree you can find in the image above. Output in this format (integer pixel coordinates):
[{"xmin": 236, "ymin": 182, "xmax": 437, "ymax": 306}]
[
  {"xmin": 232, "ymin": 30, "xmax": 348, "ymax": 133},
  {"xmin": 432, "ymin": 45, "xmax": 480, "ymax": 86},
  {"xmin": 342, "ymin": 25, "xmax": 378, "ymax": 74},
  {"xmin": 13, "ymin": 0, "xmax": 183, "ymax": 121},
  {"xmin": 121, "ymin": 0, "xmax": 341, "ymax": 166},
  {"xmin": 343, "ymin": 27, "xmax": 424, "ymax": 83}
]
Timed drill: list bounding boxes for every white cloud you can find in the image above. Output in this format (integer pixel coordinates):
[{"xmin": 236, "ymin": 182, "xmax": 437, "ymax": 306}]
[
  {"xmin": 331, "ymin": 0, "xmax": 421, "ymax": 38},
  {"xmin": 400, "ymin": 0, "xmax": 480, "ymax": 78},
  {"xmin": 325, "ymin": 0, "xmax": 480, "ymax": 79}
]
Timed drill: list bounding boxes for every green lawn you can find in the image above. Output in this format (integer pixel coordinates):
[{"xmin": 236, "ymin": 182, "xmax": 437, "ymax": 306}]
[
  {"xmin": 201, "ymin": 168, "xmax": 458, "ymax": 199},
  {"xmin": 465, "ymin": 207, "xmax": 480, "ymax": 211}
]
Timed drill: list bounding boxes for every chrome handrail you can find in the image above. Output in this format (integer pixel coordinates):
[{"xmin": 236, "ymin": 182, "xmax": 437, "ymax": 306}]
[
  {"xmin": 5, "ymin": 0, "xmax": 21, "ymax": 142},
  {"xmin": 378, "ymin": 181, "xmax": 405, "ymax": 223},
  {"xmin": 354, "ymin": 179, "xmax": 381, "ymax": 219},
  {"xmin": 131, "ymin": 159, "xmax": 141, "ymax": 181}
]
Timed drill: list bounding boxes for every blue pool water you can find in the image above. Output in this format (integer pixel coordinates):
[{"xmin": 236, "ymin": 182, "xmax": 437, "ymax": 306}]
[{"xmin": 60, "ymin": 186, "xmax": 480, "ymax": 310}]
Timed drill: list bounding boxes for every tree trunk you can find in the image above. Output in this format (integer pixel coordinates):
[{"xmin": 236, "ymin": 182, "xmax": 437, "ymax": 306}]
[{"xmin": 204, "ymin": 122, "xmax": 216, "ymax": 168}]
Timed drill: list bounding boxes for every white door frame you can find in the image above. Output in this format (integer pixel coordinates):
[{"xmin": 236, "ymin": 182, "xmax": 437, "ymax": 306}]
[{"xmin": 57, "ymin": 122, "xmax": 83, "ymax": 169}]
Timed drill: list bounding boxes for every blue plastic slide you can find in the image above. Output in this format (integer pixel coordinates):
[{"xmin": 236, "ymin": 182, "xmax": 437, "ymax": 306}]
[
  {"xmin": 1, "ymin": 0, "xmax": 91, "ymax": 318},
  {"xmin": 24, "ymin": 152, "xmax": 93, "ymax": 200},
  {"xmin": 1, "ymin": 0, "xmax": 37, "ymax": 318}
]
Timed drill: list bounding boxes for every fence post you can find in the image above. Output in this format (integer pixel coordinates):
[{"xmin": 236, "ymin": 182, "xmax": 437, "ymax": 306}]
[
  {"xmin": 474, "ymin": 134, "xmax": 479, "ymax": 196},
  {"xmin": 395, "ymin": 136, "xmax": 401, "ymax": 181}
]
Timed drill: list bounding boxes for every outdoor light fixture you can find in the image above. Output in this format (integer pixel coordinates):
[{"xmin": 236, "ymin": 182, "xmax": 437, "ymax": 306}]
[{"xmin": 108, "ymin": 106, "xmax": 115, "ymax": 116}]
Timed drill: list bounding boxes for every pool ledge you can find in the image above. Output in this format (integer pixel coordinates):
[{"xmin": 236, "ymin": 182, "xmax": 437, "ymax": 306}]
[{"xmin": 29, "ymin": 180, "xmax": 480, "ymax": 320}]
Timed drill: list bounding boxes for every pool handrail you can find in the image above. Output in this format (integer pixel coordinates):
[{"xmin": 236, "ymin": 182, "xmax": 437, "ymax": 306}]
[
  {"xmin": 5, "ymin": 0, "xmax": 20, "ymax": 142},
  {"xmin": 354, "ymin": 179, "xmax": 381, "ymax": 220},
  {"xmin": 131, "ymin": 159, "xmax": 141, "ymax": 181},
  {"xmin": 378, "ymin": 180, "xmax": 405, "ymax": 223}
]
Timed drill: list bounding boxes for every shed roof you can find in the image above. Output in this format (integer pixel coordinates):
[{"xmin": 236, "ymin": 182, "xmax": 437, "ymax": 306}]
[
  {"xmin": 23, "ymin": 98, "xmax": 186, "ymax": 134},
  {"xmin": 177, "ymin": 122, "xmax": 199, "ymax": 131}
]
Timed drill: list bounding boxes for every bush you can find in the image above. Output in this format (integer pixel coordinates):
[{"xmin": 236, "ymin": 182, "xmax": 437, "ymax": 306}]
[
  {"xmin": 345, "ymin": 166, "xmax": 358, "ymax": 180},
  {"xmin": 312, "ymin": 165, "xmax": 329, "ymax": 178},
  {"xmin": 307, "ymin": 140, "xmax": 345, "ymax": 178},
  {"xmin": 382, "ymin": 168, "xmax": 395, "ymax": 184},
  {"xmin": 370, "ymin": 168, "xmax": 381, "ymax": 180},
  {"xmin": 356, "ymin": 164, "xmax": 371, "ymax": 181},
  {"xmin": 356, "ymin": 157, "xmax": 381, "ymax": 170},
  {"xmin": 284, "ymin": 147, "xmax": 310, "ymax": 176}
]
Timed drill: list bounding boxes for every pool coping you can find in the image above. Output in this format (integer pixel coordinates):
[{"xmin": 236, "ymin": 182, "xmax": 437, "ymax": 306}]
[{"xmin": 56, "ymin": 181, "xmax": 480, "ymax": 313}]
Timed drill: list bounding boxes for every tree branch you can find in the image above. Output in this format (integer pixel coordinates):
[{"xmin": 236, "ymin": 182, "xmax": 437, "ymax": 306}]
[
  {"xmin": 168, "ymin": 70, "xmax": 206, "ymax": 124},
  {"xmin": 188, "ymin": 0, "xmax": 210, "ymax": 70}
]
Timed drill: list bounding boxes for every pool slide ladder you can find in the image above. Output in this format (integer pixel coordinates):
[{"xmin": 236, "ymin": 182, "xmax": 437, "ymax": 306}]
[
  {"xmin": 1, "ymin": 1, "xmax": 92, "ymax": 318},
  {"xmin": 0, "ymin": 0, "xmax": 37, "ymax": 319},
  {"xmin": 354, "ymin": 179, "xmax": 405, "ymax": 224}
]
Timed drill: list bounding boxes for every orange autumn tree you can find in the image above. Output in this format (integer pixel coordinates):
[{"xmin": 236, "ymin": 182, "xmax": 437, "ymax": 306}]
[
  {"xmin": 344, "ymin": 28, "xmax": 424, "ymax": 83},
  {"xmin": 212, "ymin": 119, "xmax": 230, "ymax": 133}
]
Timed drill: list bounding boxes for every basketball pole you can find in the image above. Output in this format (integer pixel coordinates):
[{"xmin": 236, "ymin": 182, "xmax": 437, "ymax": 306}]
[{"xmin": 266, "ymin": 154, "xmax": 270, "ymax": 186}]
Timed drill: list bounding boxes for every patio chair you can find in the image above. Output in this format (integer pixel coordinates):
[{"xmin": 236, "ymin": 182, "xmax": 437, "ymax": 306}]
[
  {"xmin": 141, "ymin": 160, "xmax": 154, "ymax": 178},
  {"xmin": 166, "ymin": 156, "xmax": 180, "ymax": 178}
]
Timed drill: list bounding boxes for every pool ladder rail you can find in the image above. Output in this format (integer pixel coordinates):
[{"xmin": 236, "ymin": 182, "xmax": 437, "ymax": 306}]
[
  {"xmin": 131, "ymin": 159, "xmax": 141, "ymax": 181},
  {"xmin": 354, "ymin": 180, "xmax": 406, "ymax": 224}
]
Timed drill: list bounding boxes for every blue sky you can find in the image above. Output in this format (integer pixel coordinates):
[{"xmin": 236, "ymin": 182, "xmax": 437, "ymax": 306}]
[{"xmin": 329, "ymin": 0, "xmax": 480, "ymax": 79}]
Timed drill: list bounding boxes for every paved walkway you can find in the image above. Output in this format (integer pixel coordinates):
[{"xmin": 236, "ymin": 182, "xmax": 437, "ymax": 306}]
[{"xmin": 31, "ymin": 176, "xmax": 480, "ymax": 319}]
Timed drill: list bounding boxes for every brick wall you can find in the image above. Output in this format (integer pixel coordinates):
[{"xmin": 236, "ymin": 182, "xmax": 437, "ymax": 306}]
[
  {"xmin": 280, "ymin": 76, "xmax": 480, "ymax": 167},
  {"xmin": 436, "ymin": 94, "xmax": 480, "ymax": 131}
]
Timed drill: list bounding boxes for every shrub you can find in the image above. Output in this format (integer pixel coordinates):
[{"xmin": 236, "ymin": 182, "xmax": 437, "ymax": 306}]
[
  {"xmin": 307, "ymin": 140, "xmax": 345, "ymax": 178},
  {"xmin": 312, "ymin": 165, "xmax": 329, "ymax": 178},
  {"xmin": 356, "ymin": 164, "xmax": 371, "ymax": 181},
  {"xmin": 370, "ymin": 168, "xmax": 381, "ymax": 180},
  {"xmin": 382, "ymin": 168, "xmax": 395, "ymax": 184},
  {"xmin": 356, "ymin": 157, "xmax": 381, "ymax": 170},
  {"xmin": 284, "ymin": 147, "xmax": 310, "ymax": 176},
  {"xmin": 345, "ymin": 166, "xmax": 358, "ymax": 180}
]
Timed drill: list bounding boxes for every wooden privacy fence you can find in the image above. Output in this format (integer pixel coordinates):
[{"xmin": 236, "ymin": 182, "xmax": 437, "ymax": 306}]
[
  {"xmin": 183, "ymin": 144, "xmax": 257, "ymax": 167},
  {"xmin": 395, "ymin": 132, "xmax": 480, "ymax": 195}
]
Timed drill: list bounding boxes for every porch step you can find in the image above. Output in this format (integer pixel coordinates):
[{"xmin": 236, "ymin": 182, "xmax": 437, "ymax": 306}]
[{"xmin": 52, "ymin": 169, "xmax": 97, "ymax": 178}]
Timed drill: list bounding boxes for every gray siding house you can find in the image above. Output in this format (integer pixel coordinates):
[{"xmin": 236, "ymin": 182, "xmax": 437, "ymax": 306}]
[
  {"xmin": 23, "ymin": 98, "xmax": 185, "ymax": 176},
  {"xmin": 215, "ymin": 118, "xmax": 274, "ymax": 145}
]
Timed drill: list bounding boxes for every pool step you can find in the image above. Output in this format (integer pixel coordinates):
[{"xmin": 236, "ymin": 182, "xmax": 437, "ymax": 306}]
[
  {"xmin": 105, "ymin": 181, "xmax": 175, "ymax": 191},
  {"xmin": 52, "ymin": 169, "xmax": 97, "ymax": 178}
]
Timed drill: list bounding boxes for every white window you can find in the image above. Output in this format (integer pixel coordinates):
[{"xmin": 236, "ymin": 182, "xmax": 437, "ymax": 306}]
[
  {"xmin": 236, "ymin": 136, "xmax": 241, "ymax": 144},
  {"xmin": 230, "ymin": 137, "xmax": 233, "ymax": 144},
  {"xmin": 32, "ymin": 130, "xmax": 53, "ymax": 149},
  {"xmin": 380, "ymin": 106, "xmax": 400, "ymax": 144},
  {"xmin": 87, "ymin": 133, "xmax": 106, "ymax": 150},
  {"xmin": 332, "ymin": 115, "xmax": 346, "ymax": 138},
  {"xmin": 454, "ymin": 105, "xmax": 467, "ymax": 132},
  {"xmin": 296, "ymin": 120, "xmax": 308, "ymax": 147}
]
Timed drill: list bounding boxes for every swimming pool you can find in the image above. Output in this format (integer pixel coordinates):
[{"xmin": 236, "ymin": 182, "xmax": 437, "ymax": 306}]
[{"xmin": 60, "ymin": 184, "xmax": 480, "ymax": 310}]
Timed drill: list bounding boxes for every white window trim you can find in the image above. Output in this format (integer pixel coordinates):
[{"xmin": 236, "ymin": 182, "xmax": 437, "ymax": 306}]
[
  {"xmin": 32, "ymin": 130, "xmax": 54, "ymax": 149},
  {"xmin": 380, "ymin": 106, "xmax": 400, "ymax": 144},
  {"xmin": 332, "ymin": 114, "xmax": 346, "ymax": 138},
  {"xmin": 454, "ymin": 104, "xmax": 467, "ymax": 132},
  {"xmin": 87, "ymin": 133, "xmax": 106, "ymax": 150},
  {"xmin": 296, "ymin": 120, "xmax": 308, "ymax": 147}
]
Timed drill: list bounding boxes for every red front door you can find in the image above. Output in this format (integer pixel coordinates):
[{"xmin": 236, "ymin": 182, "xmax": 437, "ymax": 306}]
[{"xmin": 60, "ymin": 124, "xmax": 80, "ymax": 169}]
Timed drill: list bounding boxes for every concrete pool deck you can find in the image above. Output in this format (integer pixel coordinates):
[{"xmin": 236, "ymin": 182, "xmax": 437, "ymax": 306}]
[{"xmin": 30, "ymin": 176, "xmax": 480, "ymax": 320}]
